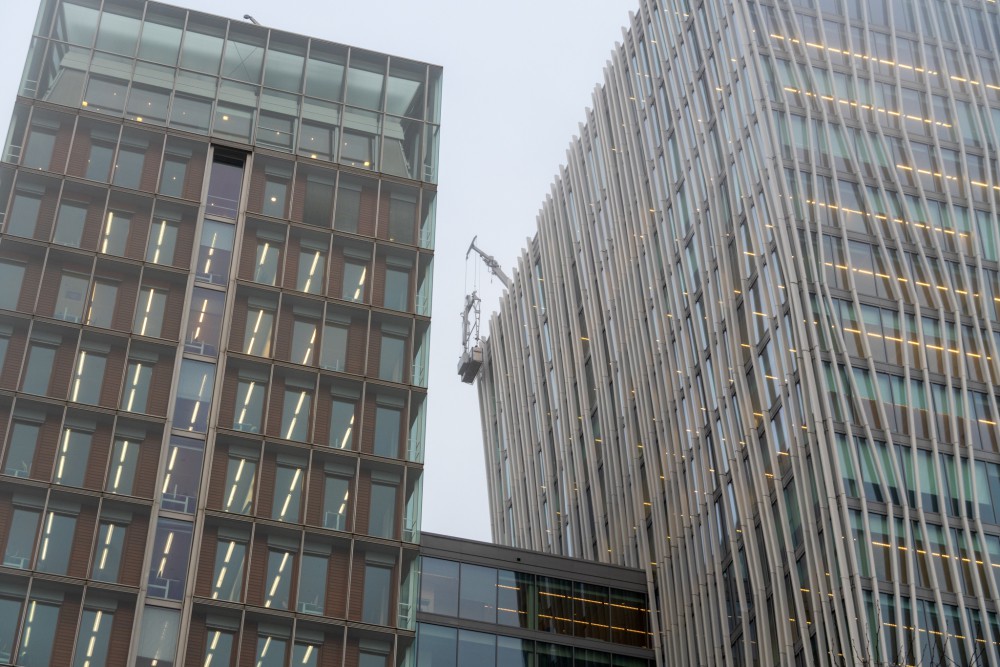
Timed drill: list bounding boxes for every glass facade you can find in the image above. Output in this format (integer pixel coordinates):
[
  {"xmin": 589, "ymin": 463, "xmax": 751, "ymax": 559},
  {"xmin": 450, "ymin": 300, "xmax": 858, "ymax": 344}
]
[
  {"xmin": 0, "ymin": 0, "xmax": 438, "ymax": 665},
  {"xmin": 477, "ymin": 0, "xmax": 1000, "ymax": 665}
]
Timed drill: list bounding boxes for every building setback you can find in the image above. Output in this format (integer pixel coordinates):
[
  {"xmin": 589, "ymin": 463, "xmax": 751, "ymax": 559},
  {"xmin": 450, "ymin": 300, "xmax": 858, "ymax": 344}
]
[
  {"xmin": 476, "ymin": 0, "xmax": 1000, "ymax": 665},
  {"xmin": 0, "ymin": 0, "xmax": 439, "ymax": 665}
]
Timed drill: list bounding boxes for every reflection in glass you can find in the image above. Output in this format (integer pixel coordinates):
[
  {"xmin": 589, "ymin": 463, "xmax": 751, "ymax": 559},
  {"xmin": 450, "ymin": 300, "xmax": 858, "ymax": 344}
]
[
  {"xmin": 297, "ymin": 554, "xmax": 327, "ymax": 614},
  {"xmin": 161, "ymin": 436, "xmax": 204, "ymax": 514},
  {"xmin": 197, "ymin": 220, "xmax": 236, "ymax": 284},
  {"xmin": 146, "ymin": 218, "xmax": 179, "ymax": 264},
  {"xmin": 121, "ymin": 359, "xmax": 153, "ymax": 413},
  {"xmin": 17, "ymin": 600, "xmax": 58, "ymax": 666},
  {"xmin": 416, "ymin": 625, "xmax": 456, "ymax": 667},
  {"xmin": 321, "ymin": 322, "xmax": 348, "ymax": 371},
  {"xmin": 256, "ymin": 636, "xmax": 287, "ymax": 667},
  {"xmin": 459, "ymin": 563, "xmax": 497, "ymax": 623},
  {"xmin": 362, "ymin": 563, "xmax": 392, "ymax": 625},
  {"xmin": 294, "ymin": 644, "xmax": 320, "ymax": 667},
  {"xmin": 323, "ymin": 475, "xmax": 350, "ymax": 530},
  {"xmin": 374, "ymin": 405, "xmax": 401, "ymax": 458},
  {"xmin": 22, "ymin": 344, "xmax": 55, "ymax": 395},
  {"xmin": 2, "ymin": 508, "xmax": 39, "ymax": 569},
  {"xmin": 234, "ymin": 378, "xmax": 265, "ymax": 433},
  {"xmin": 92, "ymin": 521, "xmax": 125, "ymax": 582},
  {"xmin": 147, "ymin": 518, "xmax": 193, "ymax": 601},
  {"xmin": 224, "ymin": 456, "xmax": 256, "ymax": 514},
  {"xmin": 369, "ymin": 482, "xmax": 396, "ymax": 538},
  {"xmin": 86, "ymin": 280, "xmax": 118, "ymax": 328},
  {"xmin": 4, "ymin": 422, "xmax": 39, "ymax": 478},
  {"xmin": 330, "ymin": 398, "xmax": 356, "ymax": 449},
  {"xmin": 101, "ymin": 211, "xmax": 130, "ymax": 255},
  {"xmin": 53, "ymin": 201, "xmax": 87, "ymax": 247},
  {"xmin": 385, "ymin": 268, "xmax": 409, "ymax": 311},
  {"xmin": 291, "ymin": 319, "xmax": 318, "ymax": 365},
  {"xmin": 184, "ymin": 287, "xmax": 225, "ymax": 355},
  {"xmin": 244, "ymin": 306, "xmax": 274, "ymax": 356},
  {"xmin": 211, "ymin": 538, "xmax": 246, "ymax": 601},
  {"xmin": 134, "ymin": 287, "xmax": 166, "ymax": 337},
  {"xmin": 107, "ymin": 436, "xmax": 139, "ymax": 494},
  {"xmin": 297, "ymin": 247, "xmax": 326, "ymax": 294},
  {"xmin": 72, "ymin": 608, "xmax": 113, "ymax": 667},
  {"xmin": 55, "ymin": 273, "xmax": 88, "ymax": 322},
  {"xmin": 136, "ymin": 606, "xmax": 179, "ymax": 667},
  {"xmin": 379, "ymin": 334, "xmax": 406, "ymax": 383},
  {"xmin": 420, "ymin": 558, "xmax": 459, "ymax": 616},
  {"xmin": 254, "ymin": 239, "xmax": 281, "ymax": 284},
  {"xmin": 282, "ymin": 387, "xmax": 312, "ymax": 441},
  {"xmin": 273, "ymin": 464, "xmax": 304, "ymax": 522},
  {"xmin": 54, "ymin": 428, "xmax": 91, "ymax": 486},
  {"xmin": 7, "ymin": 192, "xmax": 41, "ymax": 237},
  {"xmin": 203, "ymin": 630, "xmax": 235, "ymax": 667},
  {"xmin": 71, "ymin": 350, "xmax": 106, "ymax": 404},
  {"xmin": 174, "ymin": 359, "xmax": 216, "ymax": 432},
  {"xmin": 458, "ymin": 630, "xmax": 496, "ymax": 667},
  {"xmin": 264, "ymin": 549, "xmax": 294, "ymax": 609},
  {"xmin": 343, "ymin": 261, "xmax": 367, "ymax": 301}
]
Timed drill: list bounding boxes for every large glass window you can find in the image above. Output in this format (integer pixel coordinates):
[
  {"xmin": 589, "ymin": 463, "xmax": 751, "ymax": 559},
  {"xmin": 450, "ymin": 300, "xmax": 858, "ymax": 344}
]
[
  {"xmin": 243, "ymin": 304, "xmax": 274, "ymax": 356},
  {"xmin": 459, "ymin": 563, "xmax": 497, "ymax": 623},
  {"xmin": 85, "ymin": 281, "xmax": 118, "ymax": 328},
  {"xmin": 147, "ymin": 518, "xmax": 193, "ymax": 601},
  {"xmin": 302, "ymin": 175, "xmax": 335, "ymax": 226},
  {"xmin": 291, "ymin": 319, "xmax": 318, "ymax": 365},
  {"xmin": 3, "ymin": 422, "xmax": 40, "ymax": 478},
  {"xmin": 374, "ymin": 405, "xmax": 402, "ymax": 458},
  {"xmin": 420, "ymin": 557, "xmax": 459, "ymax": 616},
  {"xmin": 174, "ymin": 359, "xmax": 215, "ymax": 432},
  {"xmin": 330, "ymin": 397, "xmax": 356, "ymax": 449},
  {"xmin": 203, "ymin": 630, "xmax": 235, "ymax": 667},
  {"xmin": 417, "ymin": 625, "xmax": 457, "ymax": 667},
  {"xmin": 272, "ymin": 464, "xmax": 304, "ymax": 522},
  {"xmin": 264, "ymin": 549, "xmax": 294, "ymax": 609},
  {"xmin": 22, "ymin": 344, "xmax": 55, "ymax": 395},
  {"xmin": 158, "ymin": 157, "xmax": 186, "ymax": 197},
  {"xmin": 297, "ymin": 246, "xmax": 326, "ymax": 294},
  {"xmin": 55, "ymin": 273, "xmax": 89, "ymax": 322},
  {"xmin": 197, "ymin": 220, "xmax": 235, "ymax": 285},
  {"xmin": 458, "ymin": 630, "xmax": 495, "ymax": 667},
  {"xmin": 72, "ymin": 608, "xmax": 113, "ymax": 667},
  {"xmin": 0, "ymin": 261, "xmax": 25, "ymax": 310},
  {"xmin": 379, "ymin": 334, "xmax": 406, "ymax": 383},
  {"xmin": 233, "ymin": 378, "xmax": 266, "ymax": 433},
  {"xmin": 145, "ymin": 218, "xmax": 179, "ymax": 264},
  {"xmin": 100, "ymin": 211, "xmax": 131, "ymax": 256},
  {"xmin": 92, "ymin": 521, "xmax": 125, "ymax": 582},
  {"xmin": 17, "ymin": 599, "xmax": 59, "ymax": 667},
  {"xmin": 223, "ymin": 454, "xmax": 256, "ymax": 514},
  {"xmin": 54, "ymin": 428, "xmax": 92, "ymax": 486},
  {"xmin": 7, "ymin": 192, "xmax": 41, "ymax": 237},
  {"xmin": 342, "ymin": 261, "xmax": 367, "ymax": 301},
  {"xmin": 70, "ymin": 350, "xmax": 107, "ymax": 404},
  {"xmin": 107, "ymin": 436, "xmax": 139, "ymax": 494},
  {"xmin": 86, "ymin": 142, "xmax": 115, "ymax": 182},
  {"xmin": 0, "ymin": 597, "xmax": 19, "ymax": 664},
  {"xmin": 333, "ymin": 184, "xmax": 361, "ymax": 233},
  {"xmin": 362, "ymin": 563, "xmax": 393, "ymax": 625},
  {"xmin": 3, "ymin": 508, "xmax": 40, "ymax": 569},
  {"xmin": 537, "ymin": 577, "xmax": 573, "ymax": 634},
  {"xmin": 255, "ymin": 636, "xmax": 287, "ymax": 667},
  {"xmin": 135, "ymin": 606, "xmax": 179, "ymax": 667},
  {"xmin": 253, "ymin": 238, "xmax": 281, "ymax": 285},
  {"xmin": 22, "ymin": 127, "xmax": 56, "ymax": 170},
  {"xmin": 206, "ymin": 155, "xmax": 244, "ymax": 219},
  {"xmin": 121, "ymin": 359, "xmax": 153, "ymax": 413},
  {"xmin": 184, "ymin": 287, "xmax": 225, "ymax": 355},
  {"xmin": 321, "ymin": 321, "xmax": 348, "ymax": 371},
  {"xmin": 385, "ymin": 268, "xmax": 409, "ymax": 311},
  {"xmin": 369, "ymin": 482, "xmax": 397, "ymax": 538},
  {"xmin": 53, "ymin": 201, "xmax": 88, "ymax": 247},
  {"xmin": 112, "ymin": 146, "xmax": 145, "ymax": 189},
  {"xmin": 211, "ymin": 537, "xmax": 246, "ymax": 601},
  {"xmin": 294, "ymin": 643, "xmax": 320, "ymax": 667},
  {"xmin": 161, "ymin": 436, "xmax": 204, "ymax": 514},
  {"xmin": 282, "ymin": 386, "xmax": 312, "ymax": 441},
  {"xmin": 323, "ymin": 475, "xmax": 351, "ymax": 530},
  {"xmin": 497, "ymin": 570, "xmax": 533, "ymax": 628},
  {"xmin": 35, "ymin": 511, "xmax": 75, "ymax": 574},
  {"xmin": 134, "ymin": 287, "xmax": 167, "ymax": 337},
  {"xmin": 297, "ymin": 553, "xmax": 327, "ymax": 614}
]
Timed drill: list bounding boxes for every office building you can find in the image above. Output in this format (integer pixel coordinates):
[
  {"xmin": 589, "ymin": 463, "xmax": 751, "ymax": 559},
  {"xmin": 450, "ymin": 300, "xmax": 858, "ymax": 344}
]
[
  {"xmin": 0, "ymin": 0, "xmax": 439, "ymax": 665},
  {"xmin": 416, "ymin": 532, "xmax": 654, "ymax": 667},
  {"xmin": 476, "ymin": 0, "xmax": 1000, "ymax": 664}
]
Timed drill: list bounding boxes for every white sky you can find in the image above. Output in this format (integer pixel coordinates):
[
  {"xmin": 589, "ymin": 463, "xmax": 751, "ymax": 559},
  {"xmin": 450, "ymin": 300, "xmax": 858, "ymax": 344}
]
[{"xmin": 0, "ymin": 0, "xmax": 637, "ymax": 542}]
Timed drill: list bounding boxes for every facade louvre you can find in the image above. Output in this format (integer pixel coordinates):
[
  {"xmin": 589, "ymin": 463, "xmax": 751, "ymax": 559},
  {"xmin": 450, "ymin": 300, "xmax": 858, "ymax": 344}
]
[
  {"xmin": 0, "ymin": 0, "xmax": 439, "ymax": 665},
  {"xmin": 477, "ymin": 0, "xmax": 1000, "ymax": 665}
]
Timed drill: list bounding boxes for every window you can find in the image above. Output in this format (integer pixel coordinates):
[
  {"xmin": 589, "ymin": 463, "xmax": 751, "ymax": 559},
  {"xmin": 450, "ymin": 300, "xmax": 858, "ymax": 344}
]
[
  {"xmin": 4, "ymin": 422, "xmax": 40, "ymax": 478},
  {"xmin": 263, "ymin": 178, "xmax": 288, "ymax": 218},
  {"xmin": 55, "ymin": 273, "xmax": 89, "ymax": 322},
  {"xmin": 3, "ymin": 508, "xmax": 40, "ymax": 568},
  {"xmin": 303, "ymin": 177, "xmax": 335, "ymax": 226},
  {"xmin": 86, "ymin": 142, "xmax": 115, "ymax": 181},
  {"xmin": 134, "ymin": 287, "xmax": 167, "ymax": 337},
  {"xmin": 416, "ymin": 626, "xmax": 457, "ymax": 667},
  {"xmin": 86, "ymin": 280, "xmax": 118, "ymax": 328},
  {"xmin": 321, "ymin": 321, "xmax": 348, "ymax": 371},
  {"xmin": 323, "ymin": 475, "xmax": 350, "ymax": 530},
  {"xmin": 253, "ymin": 239, "xmax": 281, "ymax": 285},
  {"xmin": 106, "ymin": 436, "xmax": 139, "ymax": 494},
  {"xmin": 369, "ymin": 482, "xmax": 397, "ymax": 538},
  {"xmin": 85, "ymin": 76, "xmax": 129, "ymax": 115},
  {"xmin": 161, "ymin": 436, "xmax": 204, "ymax": 513},
  {"xmin": 22, "ymin": 127, "xmax": 56, "ymax": 170},
  {"xmin": 282, "ymin": 386, "xmax": 312, "ymax": 441},
  {"xmin": 223, "ymin": 454, "xmax": 257, "ymax": 514},
  {"xmin": 379, "ymin": 334, "xmax": 406, "ymax": 382},
  {"xmin": 145, "ymin": 218, "xmax": 179, "ymax": 264},
  {"xmin": 22, "ymin": 343, "xmax": 56, "ymax": 395},
  {"xmin": 147, "ymin": 518, "xmax": 193, "ymax": 601},
  {"xmin": 136, "ymin": 606, "xmax": 179, "ymax": 667},
  {"xmin": 174, "ymin": 359, "xmax": 215, "ymax": 432},
  {"xmin": 264, "ymin": 549, "xmax": 295, "ymax": 609},
  {"xmin": 0, "ymin": 597, "xmax": 20, "ymax": 664},
  {"xmin": 330, "ymin": 398, "xmax": 356, "ymax": 449},
  {"xmin": 362, "ymin": 563, "xmax": 393, "ymax": 625},
  {"xmin": 54, "ymin": 428, "xmax": 92, "ymax": 486},
  {"xmin": 92, "ymin": 521, "xmax": 125, "ymax": 582},
  {"xmin": 202, "ymin": 630, "xmax": 235, "ymax": 667},
  {"xmin": 243, "ymin": 305, "xmax": 274, "ymax": 356},
  {"xmin": 459, "ymin": 564, "xmax": 497, "ymax": 623},
  {"xmin": 296, "ymin": 246, "xmax": 326, "ymax": 294},
  {"xmin": 374, "ymin": 405, "xmax": 402, "ymax": 458},
  {"xmin": 458, "ymin": 630, "xmax": 495, "ymax": 667},
  {"xmin": 297, "ymin": 553, "xmax": 327, "ymax": 614},
  {"xmin": 121, "ymin": 359, "xmax": 153, "ymax": 413},
  {"xmin": 342, "ymin": 261, "xmax": 367, "ymax": 301},
  {"xmin": 272, "ymin": 463, "xmax": 304, "ymax": 522},
  {"xmin": 72, "ymin": 608, "xmax": 113, "ymax": 667},
  {"xmin": 206, "ymin": 155, "xmax": 244, "ymax": 220},
  {"xmin": 233, "ymin": 378, "xmax": 266, "ymax": 433},
  {"xmin": 387, "ymin": 194, "xmax": 417, "ymax": 243},
  {"xmin": 159, "ymin": 157, "xmax": 186, "ymax": 197},
  {"xmin": 100, "ymin": 211, "xmax": 130, "ymax": 255},
  {"xmin": 17, "ymin": 599, "xmax": 59, "ymax": 666},
  {"xmin": 419, "ymin": 558, "xmax": 459, "ymax": 616},
  {"xmin": 384, "ymin": 267, "xmax": 409, "ymax": 311},
  {"xmin": 7, "ymin": 192, "xmax": 41, "ymax": 237},
  {"xmin": 359, "ymin": 651, "xmax": 388, "ymax": 667},
  {"xmin": 70, "ymin": 350, "xmax": 107, "ymax": 404},
  {"xmin": 197, "ymin": 220, "xmax": 236, "ymax": 284},
  {"xmin": 112, "ymin": 146, "xmax": 145, "ymax": 189},
  {"xmin": 184, "ymin": 287, "xmax": 225, "ymax": 355},
  {"xmin": 53, "ymin": 201, "xmax": 88, "ymax": 247},
  {"xmin": 211, "ymin": 537, "xmax": 246, "ymax": 601},
  {"xmin": 291, "ymin": 319, "xmax": 318, "ymax": 365},
  {"xmin": 36, "ymin": 511, "xmax": 75, "ymax": 574},
  {"xmin": 256, "ymin": 635, "xmax": 287, "ymax": 667},
  {"xmin": 333, "ymin": 184, "xmax": 361, "ymax": 233},
  {"xmin": 0, "ymin": 262, "xmax": 25, "ymax": 310},
  {"xmin": 294, "ymin": 643, "xmax": 320, "ymax": 667},
  {"xmin": 341, "ymin": 129, "xmax": 376, "ymax": 169}
]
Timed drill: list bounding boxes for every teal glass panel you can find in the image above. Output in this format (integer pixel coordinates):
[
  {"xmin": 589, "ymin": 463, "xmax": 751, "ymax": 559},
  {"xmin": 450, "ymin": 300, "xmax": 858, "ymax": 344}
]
[
  {"xmin": 263, "ymin": 36, "xmax": 306, "ymax": 92},
  {"xmin": 257, "ymin": 89, "xmax": 298, "ymax": 151},
  {"xmin": 138, "ymin": 5, "xmax": 184, "ymax": 65},
  {"xmin": 346, "ymin": 52, "xmax": 386, "ymax": 110},
  {"xmin": 127, "ymin": 62, "xmax": 174, "ymax": 124},
  {"xmin": 222, "ymin": 24, "xmax": 266, "ymax": 84},
  {"xmin": 95, "ymin": 6, "xmax": 141, "ymax": 57},
  {"xmin": 53, "ymin": 0, "xmax": 100, "ymax": 46},
  {"xmin": 299, "ymin": 99, "xmax": 340, "ymax": 161},
  {"xmin": 171, "ymin": 71, "xmax": 216, "ymax": 133},
  {"xmin": 35, "ymin": 42, "xmax": 89, "ymax": 107},
  {"xmin": 214, "ymin": 80, "xmax": 257, "ymax": 143},
  {"xmin": 180, "ymin": 16, "xmax": 225, "ymax": 74},
  {"xmin": 386, "ymin": 60, "xmax": 424, "ymax": 119},
  {"xmin": 305, "ymin": 42, "xmax": 346, "ymax": 101}
]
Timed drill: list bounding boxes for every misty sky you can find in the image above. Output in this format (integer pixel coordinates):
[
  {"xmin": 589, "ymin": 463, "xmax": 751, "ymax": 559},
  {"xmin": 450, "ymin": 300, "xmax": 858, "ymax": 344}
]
[{"xmin": 0, "ymin": 0, "xmax": 637, "ymax": 542}]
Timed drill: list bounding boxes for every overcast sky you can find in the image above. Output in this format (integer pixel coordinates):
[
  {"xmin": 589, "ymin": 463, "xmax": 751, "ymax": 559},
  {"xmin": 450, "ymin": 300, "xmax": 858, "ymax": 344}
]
[{"xmin": 0, "ymin": 0, "xmax": 637, "ymax": 542}]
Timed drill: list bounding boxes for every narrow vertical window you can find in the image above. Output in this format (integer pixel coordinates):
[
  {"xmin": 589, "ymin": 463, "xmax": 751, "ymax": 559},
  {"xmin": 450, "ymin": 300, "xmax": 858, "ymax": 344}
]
[
  {"xmin": 320, "ymin": 321, "xmax": 348, "ymax": 371},
  {"xmin": 211, "ymin": 537, "xmax": 246, "ymax": 601},
  {"xmin": 71, "ymin": 608, "xmax": 113, "ymax": 667},
  {"xmin": 145, "ymin": 218, "xmax": 179, "ymax": 265},
  {"xmin": 342, "ymin": 261, "xmax": 367, "ymax": 301},
  {"xmin": 54, "ymin": 428, "xmax": 91, "ymax": 487},
  {"xmin": 196, "ymin": 220, "xmax": 236, "ymax": 285},
  {"xmin": 100, "ymin": 211, "xmax": 130, "ymax": 255},
  {"xmin": 54, "ymin": 273, "xmax": 89, "ymax": 322},
  {"xmin": 174, "ymin": 359, "xmax": 216, "ymax": 432},
  {"xmin": 184, "ymin": 287, "xmax": 225, "ymax": 355},
  {"xmin": 282, "ymin": 386, "xmax": 312, "ymax": 441},
  {"xmin": 160, "ymin": 436, "xmax": 204, "ymax": 514},
  {"xmin": 17, "ymin": 600, "xmax": 59, "ymax": 666},
  {"xmin": 243, "ymin": 305, "xmax": 274, "ymax": 356},
  {"xmin": 22, "ymin": 343, "xmax": 56, "ymax": 395},
  {"xmin": 92, "ymin": 521, "xmax": 125, "ymax": 582},
  {"xmin": 206, "ymin": 154, "xmax": 245, "ymax": 219},
  {"xmin": 297, "ymin": 553, "xmax": 327, "ymax": 614},
  {"xmin": 3, "ymin": 422, "xmax": 40, "ymax": 478},
  {"xmin": 121, "ymin": 359, "xmax": 153, "ymax": 413},
  {"xmin": 272, "ymin": 464, "xmax": 304, "ymax": 522},
  {"xmin": 86, "ymin": 280, "xmax": 118, "ymax": 328},
  {"xmin": 146, "ymin": 518, "xmax": 193, "ymax": 601},
  {"xmin": 70, "ymin": 350, "xmax": 107, "ymax": 404},
  {"xmin": 264, "ymin": 549, "xmax": 295, "ymax": 609},
  {"xmin": 323, "ymin": 475, "xmax": 350, "ymax": 530},
  {"xmin": 35, "ymin": 511, "xmax": 75, "ymax": 574},
  {"xmin": 134, "ymin": 287, "xmax": 167, "ymax": 337},
  {"xmin": 2, "ymin": 508, "xmax": 40, "ymax": 569},
  {"xmin": 233, "ymin": 378, "xmax": 266, "ymax": 433},
  {"xmin": 330, "ymin": 398, "xmax": 356, "ymax": 449},
  {"xmin": 296, "ymin": 246, "xmax": 326, "ymax": 294},
  {"xmin": 106, "ymin": 436, "xmax": 139, "ymax": 495},
  {"xmin": 223, "ymin": 455, "xmax": 257, "ymax": 514}
]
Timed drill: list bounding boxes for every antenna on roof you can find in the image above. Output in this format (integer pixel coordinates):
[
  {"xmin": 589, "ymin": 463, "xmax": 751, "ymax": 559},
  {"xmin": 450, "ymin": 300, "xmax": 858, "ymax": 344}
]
[{"xmin": 243, "ymin": 14, "xmax": 260, "ymax": 25}]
